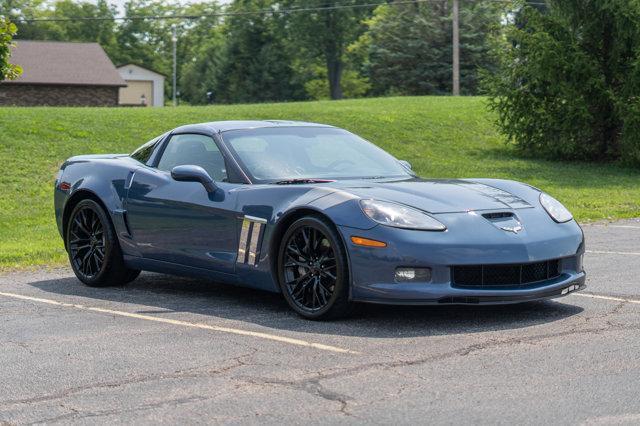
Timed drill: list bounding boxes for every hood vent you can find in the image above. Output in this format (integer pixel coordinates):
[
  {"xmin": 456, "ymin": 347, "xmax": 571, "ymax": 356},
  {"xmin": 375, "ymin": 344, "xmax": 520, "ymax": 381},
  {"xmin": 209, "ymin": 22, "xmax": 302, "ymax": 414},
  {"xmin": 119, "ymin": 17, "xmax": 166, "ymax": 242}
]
[{"xmin": 482, "ymin": 212, "xmax": 514, "ymax": 220}]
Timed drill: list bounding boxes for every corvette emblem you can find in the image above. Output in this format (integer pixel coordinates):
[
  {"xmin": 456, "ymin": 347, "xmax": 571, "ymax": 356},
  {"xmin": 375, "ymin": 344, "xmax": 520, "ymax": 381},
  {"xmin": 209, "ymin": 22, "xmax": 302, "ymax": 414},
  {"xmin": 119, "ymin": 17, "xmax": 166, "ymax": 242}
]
[{"xmin": 500, "ymin": 224, "xmax": 523, "ymax": 234}]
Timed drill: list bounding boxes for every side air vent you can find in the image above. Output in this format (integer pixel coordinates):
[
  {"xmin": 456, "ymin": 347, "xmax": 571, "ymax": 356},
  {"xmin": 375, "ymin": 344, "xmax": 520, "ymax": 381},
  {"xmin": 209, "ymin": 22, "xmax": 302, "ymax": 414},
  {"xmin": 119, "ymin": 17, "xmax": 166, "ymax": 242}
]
[{"xmin": 237, "ymin": 216, "xmax": 267, "ymax": 266}]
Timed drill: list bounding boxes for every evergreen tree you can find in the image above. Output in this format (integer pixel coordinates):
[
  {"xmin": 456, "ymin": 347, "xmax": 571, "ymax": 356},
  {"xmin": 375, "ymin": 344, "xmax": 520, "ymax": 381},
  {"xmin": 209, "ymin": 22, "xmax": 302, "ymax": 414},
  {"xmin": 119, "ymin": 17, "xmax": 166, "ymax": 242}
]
[
  {"xmin": 358, "ymin": 1, "xmax": 502, "ymax": 96},
  {"xmin": 213, "ymin": 0, "xmax": 303, "ymax": 103},
  {"xmin": 485, "ymin": 0, "xmax": 640, "ymax": 164}
]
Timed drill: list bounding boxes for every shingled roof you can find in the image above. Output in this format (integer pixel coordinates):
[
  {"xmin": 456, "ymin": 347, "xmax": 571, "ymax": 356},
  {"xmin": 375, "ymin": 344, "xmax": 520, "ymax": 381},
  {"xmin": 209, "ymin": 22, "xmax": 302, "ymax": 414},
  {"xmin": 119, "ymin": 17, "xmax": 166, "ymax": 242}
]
[{"xmin": 3, "ymin": 40, "xmax": 126, "ymax": 87}]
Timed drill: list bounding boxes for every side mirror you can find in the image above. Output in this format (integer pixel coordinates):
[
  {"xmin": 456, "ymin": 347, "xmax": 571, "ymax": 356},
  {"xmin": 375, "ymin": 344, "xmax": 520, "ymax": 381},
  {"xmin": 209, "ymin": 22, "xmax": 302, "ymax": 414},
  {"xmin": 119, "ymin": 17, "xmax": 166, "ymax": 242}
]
[
  {"xmin": 398, "ymin": 160, "xmax": 412, "ymax": 170},
  {"xmin": 171, "ymin": 165, "xmax": 217, "ymax": 193}
]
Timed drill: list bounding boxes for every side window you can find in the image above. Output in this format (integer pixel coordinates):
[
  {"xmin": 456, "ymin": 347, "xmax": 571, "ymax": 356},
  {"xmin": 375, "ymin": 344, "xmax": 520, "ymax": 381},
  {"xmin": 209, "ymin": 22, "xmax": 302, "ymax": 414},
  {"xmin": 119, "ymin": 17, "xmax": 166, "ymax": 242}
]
[
  {"xmin": 157, "ymin": 134, "xmax": 228, "ymax": 182},
  {"xmin": 130, "ymin": 137, "xmax": 159, "ymax": 164}
]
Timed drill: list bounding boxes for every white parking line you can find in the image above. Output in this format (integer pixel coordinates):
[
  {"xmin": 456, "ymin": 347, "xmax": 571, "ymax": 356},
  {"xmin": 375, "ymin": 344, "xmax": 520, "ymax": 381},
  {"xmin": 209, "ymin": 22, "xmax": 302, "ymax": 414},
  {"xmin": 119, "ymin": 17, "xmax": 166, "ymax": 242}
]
[
  {"xmin": 581, "ymin": 413, "xmax": 640, "ymax": 425},
  {"xmin": 0, "ymin": 291, "xmax": 359, "ymax": 355},
  {"xmin": 575, "ymin": 293, "xmax": 640, "ymax": 305},
  {"xmin": 584, "ymin": 224, "xmax": 640, "ymax": 229},
  {"xmin": 586, "ymin": 250, "xmax": 640, "ymax": 256}
]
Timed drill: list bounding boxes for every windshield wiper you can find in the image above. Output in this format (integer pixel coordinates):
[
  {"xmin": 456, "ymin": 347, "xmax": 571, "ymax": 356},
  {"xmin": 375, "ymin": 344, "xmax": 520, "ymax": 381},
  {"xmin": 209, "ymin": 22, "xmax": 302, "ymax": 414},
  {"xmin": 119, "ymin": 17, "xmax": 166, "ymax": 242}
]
[{"xmin": 273, "ymin": 178, "xmax": 335, "ymax": 185}]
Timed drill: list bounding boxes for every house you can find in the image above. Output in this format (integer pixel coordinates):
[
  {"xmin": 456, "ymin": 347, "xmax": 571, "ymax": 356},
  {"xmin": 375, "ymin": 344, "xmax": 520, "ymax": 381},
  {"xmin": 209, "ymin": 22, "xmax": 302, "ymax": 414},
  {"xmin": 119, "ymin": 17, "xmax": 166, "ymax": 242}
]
[
  {"xmin": 0, "ymin": 40, "xmax": 126, "ymax": 107},
  {"xmin": 117, "ymin": 63, "xmax": 165, "ymax": 107}
]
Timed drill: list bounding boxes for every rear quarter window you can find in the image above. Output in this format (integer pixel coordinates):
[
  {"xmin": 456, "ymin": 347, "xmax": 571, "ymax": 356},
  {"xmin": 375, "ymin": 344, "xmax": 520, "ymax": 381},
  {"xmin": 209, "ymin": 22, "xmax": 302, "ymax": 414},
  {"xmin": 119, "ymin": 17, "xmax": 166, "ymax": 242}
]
[{"xmin": 131, "ymin": 137, "xmax": 160, "ymax": 164}]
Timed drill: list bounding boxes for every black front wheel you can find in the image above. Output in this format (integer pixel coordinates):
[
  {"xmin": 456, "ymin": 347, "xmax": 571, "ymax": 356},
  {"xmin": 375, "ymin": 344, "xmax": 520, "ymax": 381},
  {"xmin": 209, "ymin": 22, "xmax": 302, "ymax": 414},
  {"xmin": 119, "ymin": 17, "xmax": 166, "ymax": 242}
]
[
  {"xmin": 278, "ymin": 216, "xmax": 352, "ymax": 320},
  {"xmin": 66, "ymin": 199, "xmax": 140, "ymax": 287}
]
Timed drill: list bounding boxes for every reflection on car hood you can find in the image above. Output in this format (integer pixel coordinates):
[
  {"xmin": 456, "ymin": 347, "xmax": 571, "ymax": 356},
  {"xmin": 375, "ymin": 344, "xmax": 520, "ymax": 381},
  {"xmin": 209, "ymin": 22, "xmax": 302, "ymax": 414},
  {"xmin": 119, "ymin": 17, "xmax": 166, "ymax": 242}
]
[{"xmin": 335, "ymin": 178, "xmax": 532, "ymax": 214}]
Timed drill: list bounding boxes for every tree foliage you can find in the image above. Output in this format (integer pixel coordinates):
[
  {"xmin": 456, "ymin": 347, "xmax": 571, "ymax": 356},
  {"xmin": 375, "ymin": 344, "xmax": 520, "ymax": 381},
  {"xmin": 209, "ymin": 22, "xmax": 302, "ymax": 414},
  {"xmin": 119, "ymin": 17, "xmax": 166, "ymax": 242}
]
[
  {"xmin": 0, "ymin": 16, "xmax": 21, "ymax": 81},
  {"xmin": 178, "ymin": 4, "xmax": 225, "ymax": 104},
  {"xmin": 356, "ymin": 1, "xmax": 501, "ymax": 96},
  {"xmin": 4, "ymin": 0, "xmax": 508, "ymax": 105},
  {"xmin": 485, "ymin": 1, "xmax": 640, "ymax": 165},
  {"xmin": 281, "ymin": 0, "xmax": 373, "ymax": 100},
  {"xmin": 303, "ymin": 66, "xmax": 370, "ymax": 100},
  {"xmin": 8, "ymin": 0, "xmax": 120, "ymax": 58},
  {"xmin": 213, "ymin": 0, "xmax": 303, "ymax": 103}
]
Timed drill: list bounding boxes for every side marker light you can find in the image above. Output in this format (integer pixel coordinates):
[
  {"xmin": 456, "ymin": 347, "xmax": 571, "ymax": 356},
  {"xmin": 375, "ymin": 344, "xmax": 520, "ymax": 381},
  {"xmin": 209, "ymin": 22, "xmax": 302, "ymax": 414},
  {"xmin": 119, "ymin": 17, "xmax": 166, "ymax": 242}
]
[{"xmin": 350, "ymin": 236, "xmax": 387, "ymax": 248}]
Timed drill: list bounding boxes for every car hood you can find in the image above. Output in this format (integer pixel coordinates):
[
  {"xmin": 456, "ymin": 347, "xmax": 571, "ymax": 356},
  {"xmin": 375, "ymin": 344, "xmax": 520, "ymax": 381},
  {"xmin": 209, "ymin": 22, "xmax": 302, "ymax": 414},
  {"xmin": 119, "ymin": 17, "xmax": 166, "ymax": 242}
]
[{"xmin": 333, "ymin": 178, "xmax": 533, "ymax": 214}]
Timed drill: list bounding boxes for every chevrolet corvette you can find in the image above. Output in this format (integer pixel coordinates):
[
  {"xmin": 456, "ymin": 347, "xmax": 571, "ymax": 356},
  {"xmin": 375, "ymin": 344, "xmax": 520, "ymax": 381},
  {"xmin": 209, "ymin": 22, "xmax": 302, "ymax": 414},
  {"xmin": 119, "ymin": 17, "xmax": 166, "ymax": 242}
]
[{"xmin": 54, "ymin": 120, "xmax": 585, "ymax": 319}]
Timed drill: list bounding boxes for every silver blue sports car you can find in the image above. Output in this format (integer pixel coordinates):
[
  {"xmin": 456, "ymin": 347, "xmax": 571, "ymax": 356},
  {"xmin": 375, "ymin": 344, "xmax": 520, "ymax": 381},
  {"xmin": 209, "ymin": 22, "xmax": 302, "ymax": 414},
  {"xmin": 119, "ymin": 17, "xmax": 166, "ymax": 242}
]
[{"xmin": 54, "ymin": 120, "xmax": 586, "ymax": 319}]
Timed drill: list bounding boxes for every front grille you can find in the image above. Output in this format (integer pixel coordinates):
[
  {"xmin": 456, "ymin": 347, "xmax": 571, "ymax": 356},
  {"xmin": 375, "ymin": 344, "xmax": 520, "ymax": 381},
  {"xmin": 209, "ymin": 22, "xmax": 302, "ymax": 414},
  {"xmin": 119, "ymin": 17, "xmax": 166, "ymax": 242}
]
[{"xmin": 452, "ymin": 259, "xmax": 562, "ymax": 289}]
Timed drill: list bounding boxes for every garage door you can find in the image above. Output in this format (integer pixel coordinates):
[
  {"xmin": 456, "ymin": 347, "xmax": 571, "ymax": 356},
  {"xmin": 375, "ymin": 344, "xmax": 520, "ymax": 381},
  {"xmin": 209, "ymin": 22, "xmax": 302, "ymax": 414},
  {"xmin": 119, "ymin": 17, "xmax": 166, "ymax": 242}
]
[{"xmin": 119, "ymin": 80, "xmax": 154, "ymax": 107}]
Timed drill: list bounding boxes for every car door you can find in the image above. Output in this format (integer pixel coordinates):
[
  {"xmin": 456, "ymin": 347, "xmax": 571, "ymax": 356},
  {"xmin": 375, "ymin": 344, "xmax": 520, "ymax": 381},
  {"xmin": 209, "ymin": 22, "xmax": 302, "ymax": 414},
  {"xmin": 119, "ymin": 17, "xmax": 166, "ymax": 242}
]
[{"xmin": 124, "ymin": 133, "xmax": 240, "ymax": 274}]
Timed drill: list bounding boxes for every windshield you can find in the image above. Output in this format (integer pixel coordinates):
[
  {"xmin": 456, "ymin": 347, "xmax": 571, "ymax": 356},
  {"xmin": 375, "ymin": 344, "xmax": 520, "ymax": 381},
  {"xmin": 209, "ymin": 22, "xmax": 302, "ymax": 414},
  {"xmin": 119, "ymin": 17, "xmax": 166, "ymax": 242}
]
[{"xmin": 222, "ymin": 127, "xmax": 411, "ymax": 182}]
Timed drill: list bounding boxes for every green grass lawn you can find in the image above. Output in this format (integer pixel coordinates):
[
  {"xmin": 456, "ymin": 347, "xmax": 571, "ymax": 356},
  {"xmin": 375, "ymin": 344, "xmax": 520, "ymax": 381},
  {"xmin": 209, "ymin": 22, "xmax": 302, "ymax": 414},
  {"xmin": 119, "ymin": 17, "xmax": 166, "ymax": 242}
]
[{"xmin": 1, "ymin": 96, "xmax": 639, "ymax": 269}]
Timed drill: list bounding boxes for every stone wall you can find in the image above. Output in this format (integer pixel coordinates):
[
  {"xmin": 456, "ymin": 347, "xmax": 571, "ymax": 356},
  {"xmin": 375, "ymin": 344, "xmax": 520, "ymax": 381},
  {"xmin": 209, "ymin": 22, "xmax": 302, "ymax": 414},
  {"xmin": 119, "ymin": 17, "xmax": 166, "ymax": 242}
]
[{"xmin": 0, "ymin": 84, "xmax": 120, "ymax": 106}]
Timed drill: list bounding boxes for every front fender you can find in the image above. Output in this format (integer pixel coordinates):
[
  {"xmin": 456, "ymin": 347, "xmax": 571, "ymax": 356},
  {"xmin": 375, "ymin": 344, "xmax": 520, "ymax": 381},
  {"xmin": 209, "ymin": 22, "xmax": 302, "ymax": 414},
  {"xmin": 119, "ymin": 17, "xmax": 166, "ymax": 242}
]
[{"xmin": 306, "ymin": 190, "xmax": 374, "ymax": 230}]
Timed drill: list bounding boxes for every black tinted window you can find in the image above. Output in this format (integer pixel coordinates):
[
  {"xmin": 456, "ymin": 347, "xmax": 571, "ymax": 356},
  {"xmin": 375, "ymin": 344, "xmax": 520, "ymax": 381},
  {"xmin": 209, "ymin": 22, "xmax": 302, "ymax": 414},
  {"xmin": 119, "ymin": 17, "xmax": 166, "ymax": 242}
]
[
  {"xmin": 157, "ymin": 134, "xmax": 228, "ymax": 182},
  {"xmin": 131, "ymin": 137, "xmax": 159, "ymax": 164}
]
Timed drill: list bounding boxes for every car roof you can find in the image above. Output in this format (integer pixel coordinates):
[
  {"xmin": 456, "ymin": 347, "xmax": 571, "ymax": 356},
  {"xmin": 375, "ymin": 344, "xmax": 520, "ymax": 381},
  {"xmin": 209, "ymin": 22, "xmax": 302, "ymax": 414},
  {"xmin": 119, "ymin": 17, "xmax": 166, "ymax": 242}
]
[{"xmin": 172, "ymin": 120, "xmax": 335, "ymax": 135}]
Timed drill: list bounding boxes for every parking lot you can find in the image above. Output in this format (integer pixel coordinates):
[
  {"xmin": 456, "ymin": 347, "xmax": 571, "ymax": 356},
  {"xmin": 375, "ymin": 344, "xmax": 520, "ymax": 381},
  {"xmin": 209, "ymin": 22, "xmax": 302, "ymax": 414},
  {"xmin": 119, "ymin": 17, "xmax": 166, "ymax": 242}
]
[{"xmin": 1, "ymin": 220, "xmax": 639, "ymax": 424}]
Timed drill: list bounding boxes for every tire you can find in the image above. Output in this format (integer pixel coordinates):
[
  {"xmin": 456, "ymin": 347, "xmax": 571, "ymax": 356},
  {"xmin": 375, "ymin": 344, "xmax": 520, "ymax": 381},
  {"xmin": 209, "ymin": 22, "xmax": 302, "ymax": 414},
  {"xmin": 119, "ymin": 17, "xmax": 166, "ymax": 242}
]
[
  {"xmin": 277, "ymin": 216, "xmax": 352, "ymax": 320},
  {"xmin": 66, "ymin": 199, "xmax": 140, "ymax": 287}
]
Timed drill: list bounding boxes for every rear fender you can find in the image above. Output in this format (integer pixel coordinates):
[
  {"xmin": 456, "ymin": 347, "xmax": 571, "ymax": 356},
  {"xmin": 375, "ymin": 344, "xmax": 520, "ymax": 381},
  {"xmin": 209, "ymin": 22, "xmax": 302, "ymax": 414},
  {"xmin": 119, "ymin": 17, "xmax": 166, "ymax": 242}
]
[{"xmin": 55, "ymin": 157, "xmax": 140, "ymax": 255}]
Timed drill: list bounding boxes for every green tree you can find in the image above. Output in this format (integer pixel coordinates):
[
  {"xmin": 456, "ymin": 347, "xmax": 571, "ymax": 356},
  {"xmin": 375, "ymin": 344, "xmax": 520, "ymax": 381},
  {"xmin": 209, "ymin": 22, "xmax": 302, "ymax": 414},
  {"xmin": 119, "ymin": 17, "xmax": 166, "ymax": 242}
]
[
  {"xmin": 5, "ymin": 0, "xmax": 227, "ymax": 103},
  {"xmin": 178, "ymin": 3, "xmax": 225, "ymax": 104},
  {"xmin": 113, "ymin": 0, "xmax": 194, "ymax": 101},
  {"xmin": 213, "ymin": 0, "xmax": 303, "ymax": 103},
  {"xmin": 303, "ymin": 65, "xmax": 370, "ymax": 100},
  {"xmin": 54, "ymin": 0, "xmax": 118, "ymax": 57},
  {"xmin": 114, "ymin": 0, "xmax": 177, "ymax": 73},
  {"xmin": 2, "ymin": 0, "xmax": 64, "ymax": 41},
  {"xmin": 485, "ymin": 1, "xmax": 640, "ymax": 165},
  {"xmin": 355, "ymin": 1, "xmax": 502, "ymax": 96},
  {"xmin": 282, "ymin": 0, "xmax": 373, "ymax": 100},
  {"xmin": 0, "ymin": 16, "xmax": 21, "ymax": 81},
  {"xmin": 7, "ymin": 0, "xmax": 119, "ymax": 58}
]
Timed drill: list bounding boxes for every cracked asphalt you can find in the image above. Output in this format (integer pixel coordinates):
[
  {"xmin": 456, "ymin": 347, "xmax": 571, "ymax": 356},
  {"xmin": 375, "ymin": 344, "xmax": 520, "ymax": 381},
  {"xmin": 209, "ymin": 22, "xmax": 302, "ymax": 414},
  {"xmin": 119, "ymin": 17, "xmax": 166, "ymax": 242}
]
[{"xmin": 1, "ymin": 220, "xmax": 640, "ymax": 425}]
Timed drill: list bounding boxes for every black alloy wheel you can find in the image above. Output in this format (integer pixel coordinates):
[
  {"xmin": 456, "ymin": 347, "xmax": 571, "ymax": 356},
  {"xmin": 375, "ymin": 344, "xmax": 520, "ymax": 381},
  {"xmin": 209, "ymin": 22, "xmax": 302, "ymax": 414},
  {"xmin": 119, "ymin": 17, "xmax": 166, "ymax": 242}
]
[
  {"xmin": 69, "ymin": 205, "xmax": 105, "ymax": 279},
  {"xmin": 278, "ymin": 216, "xmax": 352, "ymax": 320},
  {"xmin": 66, "ymin": 199, "xmax": 140, "ymax": 287}
]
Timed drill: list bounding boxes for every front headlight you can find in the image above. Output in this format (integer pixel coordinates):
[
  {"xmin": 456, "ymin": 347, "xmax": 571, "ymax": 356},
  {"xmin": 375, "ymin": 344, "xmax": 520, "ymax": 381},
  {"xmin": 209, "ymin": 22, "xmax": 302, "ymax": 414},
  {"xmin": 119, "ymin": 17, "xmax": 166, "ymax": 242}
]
[
  {"xmin": 539, "ymin": 192, "xmax": 573, "ymax": 223},
  {"xmin": 360, "ymin": 199, "xmax": 446, "ymax": 231}
]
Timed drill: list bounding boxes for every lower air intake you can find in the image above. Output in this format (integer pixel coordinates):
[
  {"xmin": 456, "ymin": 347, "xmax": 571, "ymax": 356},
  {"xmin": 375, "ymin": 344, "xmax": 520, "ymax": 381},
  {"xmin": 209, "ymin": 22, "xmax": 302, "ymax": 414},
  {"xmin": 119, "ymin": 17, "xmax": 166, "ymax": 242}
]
[{"xmin": 452, "ymin": 259, "xmax": 562, "ymax": 289}]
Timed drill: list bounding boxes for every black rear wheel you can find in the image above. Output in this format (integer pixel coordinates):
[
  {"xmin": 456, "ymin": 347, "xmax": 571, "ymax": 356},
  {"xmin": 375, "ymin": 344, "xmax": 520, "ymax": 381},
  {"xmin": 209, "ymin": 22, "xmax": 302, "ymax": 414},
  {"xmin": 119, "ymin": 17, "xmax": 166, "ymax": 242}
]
[
  {"xmin": 66, "ymin": 199, "xmax": 140, "ymax": 287},
  {"xmin": 68, "ymin": 206, "xmax": 105, "ymax": 278},
  {"xmin": 278, "ymin": 216, "xmax": 352, "ymax": 320}
]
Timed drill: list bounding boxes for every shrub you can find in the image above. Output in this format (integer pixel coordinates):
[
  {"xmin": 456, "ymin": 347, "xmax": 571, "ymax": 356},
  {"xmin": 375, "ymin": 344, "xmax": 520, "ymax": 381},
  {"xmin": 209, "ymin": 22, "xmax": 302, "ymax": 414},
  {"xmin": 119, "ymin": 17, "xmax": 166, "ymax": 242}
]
[
  {"xmin": 304, "ymin": 66, "xmax": 371, "ymax": 100},
  {"xmin": 484, "ymin": 1, "xmax": 640, "ymax": 165}
]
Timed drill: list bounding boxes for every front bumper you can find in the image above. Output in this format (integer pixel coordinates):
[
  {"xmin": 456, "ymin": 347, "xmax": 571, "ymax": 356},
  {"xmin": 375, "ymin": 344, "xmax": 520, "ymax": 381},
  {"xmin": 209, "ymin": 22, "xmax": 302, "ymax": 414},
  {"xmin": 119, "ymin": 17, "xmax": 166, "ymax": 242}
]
[
  {"xmin": 338, "ymin": 210, "xmax": 586, "ymax": 305},
  {"xmin": 352, "ymin": 272, "xmax": 586, "ymax": 305}
]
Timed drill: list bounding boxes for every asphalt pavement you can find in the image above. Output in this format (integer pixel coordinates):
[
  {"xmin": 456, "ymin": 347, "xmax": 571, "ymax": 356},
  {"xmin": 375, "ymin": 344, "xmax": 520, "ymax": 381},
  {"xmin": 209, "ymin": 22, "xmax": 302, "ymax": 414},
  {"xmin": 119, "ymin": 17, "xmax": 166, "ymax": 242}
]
[{"xmin": 1, "ymin": 219, "xmax": 639, "ymax": 425}]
